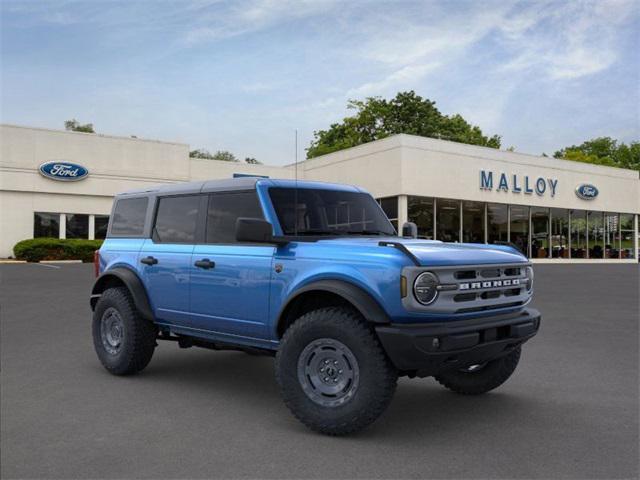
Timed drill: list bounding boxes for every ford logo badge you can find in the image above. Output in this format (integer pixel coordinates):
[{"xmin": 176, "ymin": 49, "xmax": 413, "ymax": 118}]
[
  {"xmin": 575, "ymin": 183, "xmax": 598, "ymax": 200},
  {"xmin": 39, "ymin": 161, "xmax": 89, "ymax": 182}
]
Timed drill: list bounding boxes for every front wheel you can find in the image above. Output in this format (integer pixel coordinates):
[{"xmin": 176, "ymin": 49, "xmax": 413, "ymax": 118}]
[
  {"xmin": 434, "ymin": 347, "xmax": 521, "ymax": 395},
  {"xmin": 275, "ymin": 307, "xmax": 398, "ymax": 436}
]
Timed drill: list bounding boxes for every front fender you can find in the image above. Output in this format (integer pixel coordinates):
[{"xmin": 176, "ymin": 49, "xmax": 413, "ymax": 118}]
[{"xmin": 90, "ymin": 267, "xmax": 154, "ymax": 321}]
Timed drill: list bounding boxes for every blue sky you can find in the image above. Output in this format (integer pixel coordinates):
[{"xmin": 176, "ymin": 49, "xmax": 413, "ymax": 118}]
[{"xmin": 2, "ymin": 0, "xmax": 639, "ymax": 165}]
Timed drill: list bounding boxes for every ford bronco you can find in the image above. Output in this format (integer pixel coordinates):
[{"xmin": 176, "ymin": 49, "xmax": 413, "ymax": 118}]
[{"xmin": 91, "ymin": 178, "xmax": 540, "ymax": 435}]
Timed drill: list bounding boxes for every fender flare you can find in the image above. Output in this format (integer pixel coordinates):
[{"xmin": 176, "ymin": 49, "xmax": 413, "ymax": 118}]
[
  {"xmin": 90, "ymin": 267, "xmax": 154, "ymax": 321},
  {"xmin": 278, "ymin": 279, "xmax": 390, "ymax": 330}
]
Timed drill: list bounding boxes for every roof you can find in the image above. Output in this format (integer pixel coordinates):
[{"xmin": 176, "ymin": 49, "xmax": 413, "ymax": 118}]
[{"xmin": 116, "ymin": 177, "xmax": 362, "ymax": 197}]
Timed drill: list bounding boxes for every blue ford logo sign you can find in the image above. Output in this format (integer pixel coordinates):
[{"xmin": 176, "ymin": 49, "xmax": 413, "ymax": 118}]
[
  {"xmin": 575, "ymin": 184, "xmax": 598, "ymax": 200},
  {"xmin": 39, "ymin": 161, "xmax": 89, "ymax": 182}
]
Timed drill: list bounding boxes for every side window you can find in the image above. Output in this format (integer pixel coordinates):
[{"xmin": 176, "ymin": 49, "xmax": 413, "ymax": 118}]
[
  {"xmin": 153, "ymin": 195, "xmax": 200, "ymax": 244},
  {"xmin": 206, "ymin": 191, "xmax": 264, "ymax": 244},
  {"xmin": 110, "ymin": 197, "xmax": 148, "ymax": 236}
]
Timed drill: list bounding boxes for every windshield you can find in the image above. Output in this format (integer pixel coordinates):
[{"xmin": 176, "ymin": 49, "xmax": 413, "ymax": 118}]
[{"xmin": 268, "ymin": 187, "xmax": 396, "ymax": 236}]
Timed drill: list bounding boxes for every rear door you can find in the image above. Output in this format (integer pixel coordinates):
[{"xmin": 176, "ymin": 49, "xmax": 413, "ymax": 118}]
[
  {"xmin": 139, "ymin": 194, "xmax": 203, "ymax": 327},
  {"xmin": 189, "ymin": 190, "xmax": 274, "ymax": 340}
]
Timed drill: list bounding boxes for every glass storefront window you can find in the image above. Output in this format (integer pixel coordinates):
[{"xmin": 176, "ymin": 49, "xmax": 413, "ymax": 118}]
[
  {"xmin": 487, "ymin": 203, "xmax": 508, "ymax": 244},
  {"xmin": 551, "ymin": 209, "xmax": 570, "ymax": 259},
  {"xmin": 620, "ymin": 214, "xmax": 635, "ymax": 259},
  {"xmin": 510, "ymin": 206, "xmax": 530, "ymax": 257},
  {"xmin": 588, "ymin": 212, "xmax": 604, "ymax": 258},
  {"xmin": 66, "ymin": 214, "xmax": 89, "ymax": 239},
  {"xmin": 571, "ymin": 210, "xmax": 587, "ymax": 258},
  {"xmin": 95, "ymin": 215, "xmax": 109, "ymax": 240},
  {"xmin": 462, "ymin": 201, "xmax": 484, "ymax": 244},
  {"xmin": 603, "ymin": 213, "xmax": 619, "ymax": 259},
  {"xmin": 436, "ymin": 198, "xmax": 460, "ymax": 242},
  {"xmin": 378, "ymin": 197, "xmax": 398, "ymax": 230},
  {"xmin": 531, "ymin": 207, "xmax": 550, "ymax": 259},
  {"xmin": 408, "ymin": 196, "xmax": 434, "ymax": 239},
  {"xmin": 34, "ymin": 212, "xmax": 60, "ymax": 238}
]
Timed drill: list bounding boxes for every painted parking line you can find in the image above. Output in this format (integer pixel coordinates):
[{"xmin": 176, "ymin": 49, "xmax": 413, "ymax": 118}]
[{"xmin": 33, "ymin": 263, "xmax": 61, "ymax": 269}]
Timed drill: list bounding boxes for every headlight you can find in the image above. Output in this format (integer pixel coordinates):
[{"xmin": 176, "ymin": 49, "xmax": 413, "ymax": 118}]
[
  {"xmin": 525, "ymin": 266, "xmax": 534, "ymax": 292},
  {"xmin": 414, "ymin": 272, "xmax": 439, "ymax": 305}
]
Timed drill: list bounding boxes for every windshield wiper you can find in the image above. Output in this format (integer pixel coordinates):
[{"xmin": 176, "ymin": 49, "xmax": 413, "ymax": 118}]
[
  {"xmin": 347, "ymin": 230, "xmax": 392, "ymax": 236},
  {"xmin": 293, "ymin": 229, "xmax": 346, "ymax": 236}
]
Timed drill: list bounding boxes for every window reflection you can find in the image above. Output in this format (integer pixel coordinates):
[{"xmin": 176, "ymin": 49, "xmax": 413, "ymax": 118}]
[
  {"xmin": 603, "ymin": 213, "xmax": 619, "ymax": 259},
  {"xmin": 588, "ymin": 212, "xmax": 604, "ymax": 258},
  {"xmin": 551, "ymin": 209, "xmax": 569, "ymax": 259},
  {"xmin": 462, "ymin": 201, "xmax": 484, "ymax": 243},
  {"xmin": 487, "ymin": 203, "xmax": 508, "ymax": 244},
  {"xmin": 436, "ymin": 198, "xmax": 460, "ymax": 242},
  {"xmin": 407, "ymin": 196, "xmax": 434, "ymax": 239},
  {"xmin": 531, "ymin": 208, "xmax": 550, "ymax": 259},
  {"xmin": 620, "ymin": 214, "xmax": 636, "ymax": 259},
  {"xmin": 571, "ymin": 210, "xmax": 587, "ymax": 258},
  {"xmin": 510, "ymin": 206, "xmax": 530, "ymax": 257}
]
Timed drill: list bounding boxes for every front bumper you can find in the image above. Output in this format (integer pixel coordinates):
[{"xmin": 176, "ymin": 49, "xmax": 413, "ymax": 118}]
[{"xmin": 375, "ymin": 308, "xmax": 541, "ymax": 377}]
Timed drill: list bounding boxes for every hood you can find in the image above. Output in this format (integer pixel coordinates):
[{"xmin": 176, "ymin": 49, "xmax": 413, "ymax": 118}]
[{"xmin": 315, "ymin": 237, "xmax": 527, "ymax": 266}]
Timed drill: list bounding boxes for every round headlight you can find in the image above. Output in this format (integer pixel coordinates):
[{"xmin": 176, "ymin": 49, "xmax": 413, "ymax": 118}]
[
  {"xmin": 525, "ymin": 266, "xmax": 534, "ymax": 292},
  {"xmin": 414, "ymin": 272, "xmax": 439, "ymax": 305}
]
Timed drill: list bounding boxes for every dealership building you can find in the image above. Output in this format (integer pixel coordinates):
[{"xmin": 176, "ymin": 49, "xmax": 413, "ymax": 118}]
[{"xmin": 1, "ymin": 123, "xmax": 638, "ymax": 262}]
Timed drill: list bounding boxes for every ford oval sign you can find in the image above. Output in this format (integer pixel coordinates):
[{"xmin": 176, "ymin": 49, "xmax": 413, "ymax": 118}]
[
  {"xmin": 575, "ymin": 183, "xmax": 598, "ymax": 200},
  {"xmin": 39, "ymin": 161, "xmax": 89, "ymax": 182}
]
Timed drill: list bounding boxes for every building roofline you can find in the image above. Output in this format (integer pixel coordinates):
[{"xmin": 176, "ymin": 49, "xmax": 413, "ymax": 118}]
[{"xmin": 0, "ymin": 123, "xmax": 189, "ymax": 147}]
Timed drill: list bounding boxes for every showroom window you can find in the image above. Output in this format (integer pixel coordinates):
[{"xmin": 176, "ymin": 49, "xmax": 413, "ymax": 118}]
[
  {"xmin": 604, "ymin": 213, "xmax": 619, "ymax": 259},
  {"xmin": 531, "ymin": 207, "xmax": 550, "ymax": 259},
  {"xmin": 407, "ymin": 196, "xmax": 434, "ymax": 239},
  {"xmin": 571, "ymin": 210, "xmax": 587, "ymax": 258},
  {"xmin": 65, "ymin": 214, "xmax": 89, "ymax": 239},
  {"xmin": 510, "ymin": 206, "xmax": 530, "ymax": 257},
  {"xmin": 620, "ymin": 214, "xmax": 636, "ymax": 259},
  {"xmin": 462, "ymin": 201, "xmax": 485, "ymax": 244},
  {"xmin": 378, "ymin": 197, "xmax": 398, "ymax": 230},
  {"xmin": 436, "ymin": 198, "xmax": 460, "ymax": 242},
  {"xmin": 551, "ymin": 209, "xmax": 570, "ymax": 259},
  {"xmin": 94, "ymin": 215, "xmax": 110, "ymax": 240},
  {"xmin": 588, "ymin": 211, "xmax": 604, "ymax": 258},
  {"xmin": 487, "ymin": 203, "xmax": 508, "ymax": 244},
  {"xmin": 34, "ymin": 212, "xmax": 60, "ymax": 238}
]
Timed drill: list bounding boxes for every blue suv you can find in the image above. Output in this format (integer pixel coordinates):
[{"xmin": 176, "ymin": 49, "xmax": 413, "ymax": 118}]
[{"xmin": 91, "ymin": 177, "xmax": 540, "ymax": 435}]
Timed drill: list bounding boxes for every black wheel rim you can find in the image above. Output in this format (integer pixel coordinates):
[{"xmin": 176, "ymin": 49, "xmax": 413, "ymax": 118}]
[
  {"xmin": 100, "ymin": 307, "xmax": 124, "ymax": 355},
  {"xmin": 297, "ymin": 338, "xmax": 360, "ymax": 407}
]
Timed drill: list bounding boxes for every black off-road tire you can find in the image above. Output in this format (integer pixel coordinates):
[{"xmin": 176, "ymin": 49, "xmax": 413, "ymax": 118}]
[
  {"xmin": 275, "ymin": 307, "xmax": 398, "ymax": 436},
  {"xmin": 92, "ymin": 287, "xmax": 157, "ymax": 376},
  {"xmin": 434, "ymin": 347, "xmax": 521, "ymax": 395}
]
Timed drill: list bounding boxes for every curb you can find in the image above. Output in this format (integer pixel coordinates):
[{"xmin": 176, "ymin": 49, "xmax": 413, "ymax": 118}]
[
  {"xmin": 40, "ymin": 260, "xmax": 84, "ymax": 264},
  {"xmin": 0, "ymin": 260, "xmax": 27, "ymax": 264}
]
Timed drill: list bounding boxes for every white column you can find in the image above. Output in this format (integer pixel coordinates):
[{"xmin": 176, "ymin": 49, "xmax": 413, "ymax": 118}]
[
  {"xmin": 88, "ymin": 214, "xmax": 95, "ymax": 240},
  {"xmin": 59, "ymin": 213, "xmax": 66, "ymax": 239},
  {"xmin": 397, "ymin": 195, "xmax": 408, "ymax": 230}
]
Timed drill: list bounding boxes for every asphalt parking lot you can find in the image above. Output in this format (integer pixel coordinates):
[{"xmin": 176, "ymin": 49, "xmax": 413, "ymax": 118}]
[{"xmin": 1, "ymin": 263, "xmax": 638, "ymax": 479}]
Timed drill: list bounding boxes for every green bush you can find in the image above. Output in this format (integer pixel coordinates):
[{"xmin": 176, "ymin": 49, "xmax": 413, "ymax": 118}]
[{"xmin": 13, "ymin": 238, "xmax": 104, "ymax": 262}]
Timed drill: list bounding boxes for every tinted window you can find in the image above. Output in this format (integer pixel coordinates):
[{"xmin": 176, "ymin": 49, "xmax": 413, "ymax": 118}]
[
  {"xmin": 111, "ymin": 198, "xmax": 148, "ymax": 236},
  {"xmin": 206, "ymin": 192, "xmax": 264, "ymax": 243},
  {"xmin": 34, "ymin": 212, "xmax": 59, "ymax": 238},
  {"xmin": 94, "ymin": 215, "xmax": 109, "ymax": 240},
  {"xmin": 269, "ymin": 188, "xmax": 395, "ymax": 236},
  {"xmin": 154, "ymin": 195, "xmax": 200, "ymax": 244},
  {"xmin": 66, "ymin": 214, "xmax": 89, "ymax": 239}
]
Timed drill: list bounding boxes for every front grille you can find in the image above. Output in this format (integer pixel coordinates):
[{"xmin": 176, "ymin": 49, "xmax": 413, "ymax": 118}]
[{"xmin": 402, "ymin": 262, "xmax": 532, "ymax": 315}]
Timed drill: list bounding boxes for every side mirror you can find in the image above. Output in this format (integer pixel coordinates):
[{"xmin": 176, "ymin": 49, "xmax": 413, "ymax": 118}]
[
  {"xmin": 236, "ymin": 218, "xmax": 287, "ymax": 245},
  {"xmin": 401, "ymin": 222, "xmax": 418, "ymax": 239}
]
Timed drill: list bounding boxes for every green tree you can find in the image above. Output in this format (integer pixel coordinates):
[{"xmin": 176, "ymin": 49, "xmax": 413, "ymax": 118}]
[
  {"xmin": 307, "ymin": 91, "xmax": 501, "ymax": 158},
  {"xmin": 244, "ymin": 157, "xmax": 262, "ymax": 164},
  {"xmin": 64, "ymin": 119, "xmax": 94, "ymax": 133},
  {"xmin": 189, "ymin": 149, "xmax": 239, "ymax": 162},
  {"xmin": 554, "ymin": 137, "xmax": 640, "ymax": 172}
]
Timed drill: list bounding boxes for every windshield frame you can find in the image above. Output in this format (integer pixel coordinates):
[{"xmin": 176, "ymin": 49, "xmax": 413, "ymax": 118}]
[{"xmin": 267, "ymin": 186, "xmax": 397, "ymax": 239}]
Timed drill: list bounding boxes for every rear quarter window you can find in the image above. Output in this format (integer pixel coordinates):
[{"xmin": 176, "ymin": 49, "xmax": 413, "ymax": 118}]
[{"xmin": 110, "ymin": 197, "xmax": 148, "ymax": 237}]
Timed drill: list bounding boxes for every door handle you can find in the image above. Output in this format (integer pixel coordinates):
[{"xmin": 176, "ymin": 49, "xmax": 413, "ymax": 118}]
[
  {"xmin": 140, "ymin": 256, "xmax": 158, "ymax": 266},
  {"xmin": 194, "ymin": 259, "xmax": 215, "ymax": 269}
]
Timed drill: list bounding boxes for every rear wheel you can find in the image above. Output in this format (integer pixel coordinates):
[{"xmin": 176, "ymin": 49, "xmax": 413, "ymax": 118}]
[
  {"xmin": 275, "ymin": 307, "xmax": 398, "ymax": 436},
  {"xmin": 92, "ymin": 287, "xmax": 157, "ymax": 375},
  {"xmin": 434, "ymin": 347, "xmax": 521, "ymax": 395}
]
